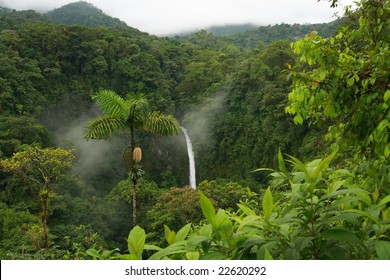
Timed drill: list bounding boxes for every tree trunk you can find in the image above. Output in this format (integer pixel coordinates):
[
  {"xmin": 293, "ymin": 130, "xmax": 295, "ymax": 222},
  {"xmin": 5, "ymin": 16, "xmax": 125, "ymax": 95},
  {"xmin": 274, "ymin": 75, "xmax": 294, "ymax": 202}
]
[
  {"xmin": 132, "ymin": 180, "xmax": 137, "ymax": 227},
  {"xmin": 41, "ymin": 193, "xmax": 49, "ymax": 248},
  {"xmin": 130, "ymin": 126, "xmax": 137, "ymax": 227}
]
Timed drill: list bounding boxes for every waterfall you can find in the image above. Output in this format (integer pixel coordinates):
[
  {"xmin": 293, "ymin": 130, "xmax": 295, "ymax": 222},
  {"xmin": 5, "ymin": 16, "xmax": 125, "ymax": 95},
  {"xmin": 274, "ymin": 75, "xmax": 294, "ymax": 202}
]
[{"xmin": 180, "ymin": 127, "xmax": 196, "ymax": 190}]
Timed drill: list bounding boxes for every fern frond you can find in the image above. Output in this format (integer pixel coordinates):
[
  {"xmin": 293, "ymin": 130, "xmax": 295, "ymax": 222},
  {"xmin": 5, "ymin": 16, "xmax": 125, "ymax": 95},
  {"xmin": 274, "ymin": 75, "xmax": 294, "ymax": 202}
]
[
  {"xmin": 143, "ymin": 111, "xmax": 179, "ymax": 136},
  {"xmin": 92, "ymin": 90, "xmax": 129, "ymax": 120},
  {"xmin": 84, "ymin": 116, "xmax": 126, "ymax": 140}
]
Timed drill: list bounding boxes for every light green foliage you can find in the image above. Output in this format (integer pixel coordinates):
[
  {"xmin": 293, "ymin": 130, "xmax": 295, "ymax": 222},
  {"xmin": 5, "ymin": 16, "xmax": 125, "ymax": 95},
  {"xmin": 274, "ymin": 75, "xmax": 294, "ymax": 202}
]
[
  {"xmin": 0, "ymin": 147, "xmax": 75, "ymax": 194},
  {"xmin": 286, "ymin": 0, "xmax": 390, "ymax": 158},
  {"xmin": 0, "ymin": 147, "xmax": 75, "ymax": 248},
  {"xmin": 97, "ymin": 151, "xmax": 389, "ymax": 260},
  {"xmin": 85, "ymin": 90, "xmax": 179, "ymax": 140},
  {"xmin": 127, "ymin": 226, "xmax": 146, "ymax": 260}
]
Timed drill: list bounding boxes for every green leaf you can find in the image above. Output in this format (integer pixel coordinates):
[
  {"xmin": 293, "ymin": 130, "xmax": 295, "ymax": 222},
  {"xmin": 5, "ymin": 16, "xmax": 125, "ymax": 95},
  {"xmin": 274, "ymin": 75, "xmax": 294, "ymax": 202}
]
[
  {"xmin": 116, "ymin": 254, "xmax": 138, "ymax": 260},
  {"xmin": 378, "ymin": 194, "xmax": 390, "ymax": 207},
  {"xmin": 175, "ymin": 223, "xmax": 192, "ymax": 243},
  {"xmin": 264, "ymin": 249, "xmax": 274, "ymax": 260},
  {"xmin": 262, "ymin": 187, "xmax": 273, "ymax": 220},
  {"xmin": 186, "ymin": 251, "xmax": 200, "ymax": 260},
  {"xmin": 127, "ymin": 226, "xmax": 146, "ymax": 260},
  {"xmin": 293, "ymin": 113, "xmax": 303, "ymax": 125},
  {"xmin": 86, "ymin": 248, "xmax": 100, "ymax": 259},
  {"xmin": 215, "ymin": 209, "xmax": 234, "ymax": 243},
  {"xmin": 199, "ymin": 251, "xmax": 227, "ymax": 260},
  {"xmin": 383, "ymin": 90, "xmax": 390, "ymax": 102},
  {"xmin": 148, "ymin": 242, "xmax": 187, "ymax": 260},
  {"xmin": 237, "ymin": 204, "xmax": 256, "ymax": 216},
  {"xmin": 144, "ymin": 244, "xmax": 162, "ymax": 251},
  {"xmin": 277, "ymin": 148, "xmax": 288, "ymax": 174},
  {"xmin": 322, "ymin": 228, "xmax": 360, "ymax": 243},
  {"xmin": 375, "ymin": 241, "xmax": 390, "ymax": 260},
  {"xmin": 164, "ymin": 225, "xmax": 176, "ymax": 245},
  {"xmin": 347, "ymin": 76, "xmax": 355, "ymax": 86},
  {"xmin": 199, "ymin": 191, "xmax": 216, "ymax": 227},
  {"xmin": 310, "ymin": 152, "xmax": 335, "ymax": 183}
]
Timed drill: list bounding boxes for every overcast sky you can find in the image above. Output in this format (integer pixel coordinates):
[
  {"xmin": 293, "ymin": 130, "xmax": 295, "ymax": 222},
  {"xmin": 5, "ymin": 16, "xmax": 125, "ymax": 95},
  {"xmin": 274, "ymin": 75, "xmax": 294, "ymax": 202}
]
[{"xmin": 2, "ymin": 0, "xmax": 356, "ymax": 35}]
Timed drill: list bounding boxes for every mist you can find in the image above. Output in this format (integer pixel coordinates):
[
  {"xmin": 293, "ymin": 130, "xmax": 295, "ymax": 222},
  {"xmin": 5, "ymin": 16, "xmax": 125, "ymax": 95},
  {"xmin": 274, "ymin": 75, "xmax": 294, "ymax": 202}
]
[
  {"xmin": 182, "ymin": 90, "xmax": 227, "ymax": 145},
  {"xmin": 1, "ymin": 0, "xmax": 357, "ymax": 36},
  {"xmin": 53, "ymin": 107, "xmax": 127, "ymax": 184}
]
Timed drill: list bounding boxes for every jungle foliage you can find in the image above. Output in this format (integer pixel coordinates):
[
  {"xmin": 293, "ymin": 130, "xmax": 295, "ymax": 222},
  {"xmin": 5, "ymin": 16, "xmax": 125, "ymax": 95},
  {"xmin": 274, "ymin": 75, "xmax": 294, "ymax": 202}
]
[{"xmin": 0, "ymin": 0, "xmax": 388, "ymax": 260}]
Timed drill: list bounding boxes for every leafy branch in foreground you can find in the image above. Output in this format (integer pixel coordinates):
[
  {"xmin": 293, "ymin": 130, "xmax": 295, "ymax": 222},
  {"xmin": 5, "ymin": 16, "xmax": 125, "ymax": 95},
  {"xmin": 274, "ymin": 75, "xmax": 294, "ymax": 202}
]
[{"xmin": 86, "ymin": 152, "xmax": 390, "ymax": 260}]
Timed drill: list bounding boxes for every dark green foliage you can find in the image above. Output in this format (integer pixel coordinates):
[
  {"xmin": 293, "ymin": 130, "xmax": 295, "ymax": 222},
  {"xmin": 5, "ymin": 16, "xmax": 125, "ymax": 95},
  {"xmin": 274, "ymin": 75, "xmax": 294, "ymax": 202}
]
[
  {"xmin": 0, "ymin": 115, "xmax": 53, "ymax": 157},
  {"xmin": 0, "ymin": 8, "xmax": 48, "ymax": 31},
  {"xmin": 45, "ymin": 1, "xmax": 130, "ymax": 30}
]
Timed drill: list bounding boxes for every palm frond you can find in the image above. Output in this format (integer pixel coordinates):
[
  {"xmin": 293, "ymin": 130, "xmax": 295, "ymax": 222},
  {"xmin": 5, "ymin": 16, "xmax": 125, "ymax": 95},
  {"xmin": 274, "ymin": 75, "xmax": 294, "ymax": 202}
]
[
  {"xmin": 125, "ymin": 93, "xmax": 150, "ymax": 118},
  {"xmin": 143, "ymin": 111, "xmax": 179, "ymax": 136},
  {"xmin": 92, "ymin": 90, "xmax": 129, "ymax": 120},
  {"xmin": 84, "ymin": 115, "xmax": 127, "ymax": 140}
]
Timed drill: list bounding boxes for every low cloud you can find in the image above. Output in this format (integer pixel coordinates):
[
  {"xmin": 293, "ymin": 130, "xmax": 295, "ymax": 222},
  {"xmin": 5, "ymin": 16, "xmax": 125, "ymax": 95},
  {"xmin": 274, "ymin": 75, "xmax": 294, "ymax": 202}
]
[
  {"xmin": 54, "ymin": 107, "xmax": 126, "ymax": 181},
  {"xmin": 182, "ymin": 90, "xmax": 227, "ymax": 145}
]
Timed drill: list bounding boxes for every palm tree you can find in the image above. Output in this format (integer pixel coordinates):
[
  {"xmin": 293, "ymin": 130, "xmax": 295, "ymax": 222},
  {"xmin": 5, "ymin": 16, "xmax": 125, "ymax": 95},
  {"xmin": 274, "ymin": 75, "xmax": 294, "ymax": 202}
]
[{"xmin": 84, "ymin": 90, "xmax": 179, "ymax": 226}]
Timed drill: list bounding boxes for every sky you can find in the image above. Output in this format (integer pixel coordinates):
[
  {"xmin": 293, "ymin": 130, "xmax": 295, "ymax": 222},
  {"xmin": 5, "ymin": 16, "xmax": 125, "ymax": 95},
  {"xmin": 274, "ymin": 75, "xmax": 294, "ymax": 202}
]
[{"xmin": 1, "ymin": 0, "xmax": 356, "ymax": 35}]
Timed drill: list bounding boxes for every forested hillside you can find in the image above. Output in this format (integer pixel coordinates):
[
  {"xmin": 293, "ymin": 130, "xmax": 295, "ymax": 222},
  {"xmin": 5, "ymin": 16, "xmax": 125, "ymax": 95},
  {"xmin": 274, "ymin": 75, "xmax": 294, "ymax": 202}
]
[{"xmin": 0, "ymin": 0, "xmax": 389, "ymax": 260}]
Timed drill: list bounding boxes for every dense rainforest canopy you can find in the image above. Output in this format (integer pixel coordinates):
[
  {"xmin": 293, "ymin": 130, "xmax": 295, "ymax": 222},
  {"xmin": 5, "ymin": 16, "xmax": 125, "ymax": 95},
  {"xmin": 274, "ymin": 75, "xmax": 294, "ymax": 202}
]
[{"xmin": 0, "ymin": 0, "xmax": 389, "ymax": 260}]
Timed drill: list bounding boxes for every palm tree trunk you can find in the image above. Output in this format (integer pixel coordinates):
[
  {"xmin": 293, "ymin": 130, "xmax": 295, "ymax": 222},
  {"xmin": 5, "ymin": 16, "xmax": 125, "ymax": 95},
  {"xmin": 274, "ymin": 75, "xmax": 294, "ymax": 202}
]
[
  {"xmin": 132, "ymin": 180, "xmax": 137, "ymax": 227},
  {"xmin": 130, "ymin": 126, "xmax": 137, "ymax": 227}
]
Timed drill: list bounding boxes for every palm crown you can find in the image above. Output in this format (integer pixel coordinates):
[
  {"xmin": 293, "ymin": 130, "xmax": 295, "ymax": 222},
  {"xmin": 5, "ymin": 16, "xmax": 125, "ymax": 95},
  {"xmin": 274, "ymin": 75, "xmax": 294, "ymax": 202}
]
[{"xmin": 84, "ymin": 90, "xmax": 179, "ymax": 142}]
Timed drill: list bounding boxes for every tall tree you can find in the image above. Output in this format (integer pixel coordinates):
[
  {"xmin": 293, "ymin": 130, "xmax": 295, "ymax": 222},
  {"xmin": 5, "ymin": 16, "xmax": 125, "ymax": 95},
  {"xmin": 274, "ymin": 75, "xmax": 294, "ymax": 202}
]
[
  {"xmin": 0, "ymin": 148, "xmax": 75, "ymax": 248},
  {"xmin": 84, "ymin": 90, "xmax": 179, "ymax": 226}
]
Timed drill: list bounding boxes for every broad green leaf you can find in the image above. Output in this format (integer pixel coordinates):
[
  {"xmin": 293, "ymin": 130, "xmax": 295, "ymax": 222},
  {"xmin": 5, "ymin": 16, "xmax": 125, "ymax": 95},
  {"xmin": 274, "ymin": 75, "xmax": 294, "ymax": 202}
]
[
  {"xmin": 199, "ymin": 251, "xmax": 227, "ymax": 260},
  {"xmin": 345, "ymin": 209, "xmax": 381, "ymax": 226},
  {"xmin": 320, "ymin": 188, "xmax": 368, "ymax": 202},
  {"xmin": 264, "ymin": 249, "xmax": 274, "ymax": 260},
  {"xmin": 164, "ymin": 225, "xmax": 176, "ymax": 245},
  {"xmin": 175, "ymin": 223, "xmax": 192, "ymax": 243},
  {"xmin": 262, "ymin": 187, "xmax": 273, "ymax": 220},
  {"xmin": 186, "ymin": 251, "xmax": 200, "ymax": 260},
  {"xmin": 322, "ymin": 228, "xmax": 360, "ymax": 243},
  {"xmin": 294, "ymin": 237, "xmax": 314, "ymax": 251},
  {"xmin": 148, "ymin": 241, "xmax": 187, "ymax": 260},
  {"xmin": 327, "ymin": 180, "xmax": 345, "ymax": 194},
  {"xmin": 187, "ymin": 235, "xmax": 210, "ymax": 246},
  {"xmin": 293, "ymin": 113, "xmax": 303, "ymax": 125},
  {"xmin": 378, "ymin": 194, "xmax": 390, "ymax": 207},
  {"xmin": 86, "ymin": 248, "xmax": 100, "ymax": 259},
  {"xmin": 215, "ymin": 209, "xmax": 234, "ymax": 243},
  {"xmin": 116, "ymin": 254, "xmax": 138, "ymax": 260},
  {"xmin": 375, "ymin": 241, "xmax": 390, "ymax": 260},
  {"xmin": 277, "ymin": 148, "xmax": 288, "ymax": 174},
  {"xmin": 199, "ymin": 191, "xmax": 216, "ymax": 227},
  {"xmin": 144, "ymin": 244, "xmax": 162, "ymax": 251},
  {"xmin": 237, "ymin": 203, "xmax": 256, "ymax": 216},
  {"xmin": 385, "ymin": 145, "xmax": 390, "ymax": 158},
  {"xmin": 311, "ymin": 152, "xmax": 335, "ymax": 182},
  {"xmin": 384, "ymin": 90, "xmax": 390, "ymax": 102},
  {"xmin": 127, "ymin": 225, "xmax": 146, "ymax": 260}
]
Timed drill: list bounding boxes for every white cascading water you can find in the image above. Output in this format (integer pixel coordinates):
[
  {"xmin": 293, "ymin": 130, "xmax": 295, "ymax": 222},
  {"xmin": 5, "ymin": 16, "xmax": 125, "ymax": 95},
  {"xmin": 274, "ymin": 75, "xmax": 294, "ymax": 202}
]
[{"xmin": 180, "ymin": 127, "xmax": 196, "ymax": 189}]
